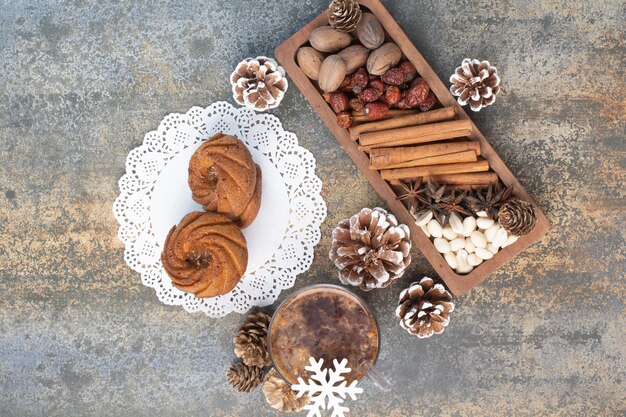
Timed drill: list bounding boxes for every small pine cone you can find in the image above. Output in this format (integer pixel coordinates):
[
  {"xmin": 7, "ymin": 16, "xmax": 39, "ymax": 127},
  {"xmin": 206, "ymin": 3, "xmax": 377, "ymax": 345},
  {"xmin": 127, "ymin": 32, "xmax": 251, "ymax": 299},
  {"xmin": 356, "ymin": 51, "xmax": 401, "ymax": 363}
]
[
  {"xmin": 262, "ymin": 369, "xmax": 309, "ymax": 413},
  {"xmin": 233, "ymin": 312, "xmax": 271, "ymax": 367},
  {"xmin": 227, "ymin": 362, "xmax": 263, "ymax": 393},
  {"xmin": 498, "ymin": 198, "xmax": 536, "ymax": 236},
  {"xmin": 230, "ymin": 56, "xmax": 288, "ymax": 111},
  {"xmin": 329, "ymin": 207, "xmax": 412, "ymax": 291},
  {"xmin": 327, "ymin": 0, "xmax": 362, "ymax": 33},
  {"xmin": 396, "ymin": 277, "xmax": 455, "ymax": 338},
  {"xmin": 450, "ymin": 58, "xmax": 500, "ymax": 112}
]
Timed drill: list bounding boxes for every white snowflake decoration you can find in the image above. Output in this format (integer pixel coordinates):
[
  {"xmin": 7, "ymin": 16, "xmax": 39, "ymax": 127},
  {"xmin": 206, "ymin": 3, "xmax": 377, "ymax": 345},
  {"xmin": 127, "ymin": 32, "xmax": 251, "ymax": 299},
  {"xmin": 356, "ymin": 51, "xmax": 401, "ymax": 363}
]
[{"xmin": 292, "ymin": 357, "xmax": 364, "ymax": 417}]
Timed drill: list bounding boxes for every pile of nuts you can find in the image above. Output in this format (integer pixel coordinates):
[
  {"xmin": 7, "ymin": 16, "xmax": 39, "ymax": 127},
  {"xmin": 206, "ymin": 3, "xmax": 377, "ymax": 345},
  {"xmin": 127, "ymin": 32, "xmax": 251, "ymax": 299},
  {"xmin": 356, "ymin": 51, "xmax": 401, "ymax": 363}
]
[
  {"xmin": 296, "ymin": 12, "xmax": 436, "ymax": 128},
  {"xmin": 416, "ymin": 211, "xmax": 519, "ymax": 275}
]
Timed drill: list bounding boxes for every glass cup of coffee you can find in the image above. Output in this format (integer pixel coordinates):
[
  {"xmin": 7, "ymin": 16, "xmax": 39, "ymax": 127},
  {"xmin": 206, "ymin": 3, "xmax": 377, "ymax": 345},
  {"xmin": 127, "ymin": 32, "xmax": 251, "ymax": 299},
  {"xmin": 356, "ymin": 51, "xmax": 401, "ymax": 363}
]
[{"xmin": 268, "ymin": 284, "xmax": 389, "ymax": 389}]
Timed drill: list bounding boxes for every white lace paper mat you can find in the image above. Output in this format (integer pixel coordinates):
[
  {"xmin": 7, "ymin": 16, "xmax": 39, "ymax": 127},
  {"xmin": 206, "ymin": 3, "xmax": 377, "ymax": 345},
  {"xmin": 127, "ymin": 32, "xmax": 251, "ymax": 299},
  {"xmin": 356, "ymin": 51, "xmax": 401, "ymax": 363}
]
[{"xmin": 112, "ymin": 102, "xmax": 327, "ymax": 317}]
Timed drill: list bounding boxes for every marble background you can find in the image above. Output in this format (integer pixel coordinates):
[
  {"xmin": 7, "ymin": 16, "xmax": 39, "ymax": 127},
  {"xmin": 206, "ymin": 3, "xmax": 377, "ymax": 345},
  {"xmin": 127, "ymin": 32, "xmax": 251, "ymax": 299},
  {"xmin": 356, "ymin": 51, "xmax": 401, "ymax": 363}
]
[{"xmin": 0, "ymin": 0, "xmax": 624, "ymax": 416}]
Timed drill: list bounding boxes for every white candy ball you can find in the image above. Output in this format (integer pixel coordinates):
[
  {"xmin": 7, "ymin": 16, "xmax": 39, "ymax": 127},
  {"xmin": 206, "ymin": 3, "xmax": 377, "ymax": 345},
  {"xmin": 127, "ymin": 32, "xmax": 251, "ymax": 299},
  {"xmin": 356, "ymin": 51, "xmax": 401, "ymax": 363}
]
[
  {"xmin": 476, "ymin": 217, "xmax": 495, "ymax": 230},
  {"xmin": 414, "ymin": 210, "xmax": 433, "ymax": 227},
  {"xmin": 434, "ymin": 238, "xmax": 451, "ymax": 254},
  {"xmin": 470, "ymin": 231, "xmax": 487, "ymax": 248},
  {"xmin": 456, "ymin": 263, "xmax": 474, "ymax": 274},
  {"xmin": 442, "ymin": 226, "xmax": 458, "ymax": 240},
  {"xmin": 449, "ymin": 237, "xmax": 466, "ymax": 252},
  {"xmin": 492, "ymin": 228, "xmax": 508, "ymax": 248},
  {"xmin": 486, "ymin": 243, "xmax": 499, "ymax": 254},
  {"xmin": 484, "ymin": 224, "xmax": 500, "ymax": 242},
  {"xmin": 444, "ymin": 252, "xmax": 458, "ymax": 269},
  {"xmin": 467, "ymin": 253, "xmax": 483, "ymax": 266},
  {"xmin": 427, "ymin": 219, "xmax": 443, "ymax": 238},
  {"xmin": 476, "ymin": 210, "xmax": 489, "ymax": 218},
  {"xmin": 465, "ymin": 238, "xmax": 475, "ymax": 253},
  {"xmin": 449, "ymin": 212, "xmax": 464, "ymax": 235},
  {"xmin": 462, "ymin": 216, "xmax": 477, "ymax": 236},
  {"xmin": 420, "ymin": 224, "xmax": 431, "ymax": 238},
  {"xmin": 475, "ymin": 247, "xmax": 494, "ymax": 260}
]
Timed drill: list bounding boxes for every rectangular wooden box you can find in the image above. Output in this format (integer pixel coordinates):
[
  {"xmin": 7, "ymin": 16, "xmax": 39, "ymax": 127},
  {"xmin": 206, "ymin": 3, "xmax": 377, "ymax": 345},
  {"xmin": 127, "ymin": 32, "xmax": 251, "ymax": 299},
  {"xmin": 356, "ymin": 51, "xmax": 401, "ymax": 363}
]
[{"xmin": 275, "ymin": 0, "xmax": 549, "ymax": 295}]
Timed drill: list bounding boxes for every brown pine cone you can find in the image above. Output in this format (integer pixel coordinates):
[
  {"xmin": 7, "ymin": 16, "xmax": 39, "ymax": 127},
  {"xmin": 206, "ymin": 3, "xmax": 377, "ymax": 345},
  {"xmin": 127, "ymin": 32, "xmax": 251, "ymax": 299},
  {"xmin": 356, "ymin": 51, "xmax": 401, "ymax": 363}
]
[
  {"xmin": 450, "ymin": 58, "xmax": 500, "ymax": 112},
  {"xmin": 329, "ymin": 207, "xmax": 412, "ymax": 291},
  {"xmin": 396, "ymin": 277, "xmax": 454, "ymax": 338},
  {"xmin": 233, "ymin": 312, "xmax": 271, "ymax": 367},
  {"xmin": 327, "ymin": 0, "xmax": 362, "ymax": 33},
  {"xmin": 498, "ymin": 198, "xmax": 537, "ymax": 236},
  {"xmin": 262, "ymin": 368, "xmax": 309, "ymax": 413},
  {"xmin": 227, "ymin": 362, "xmax": 263, "ymax": 393},
  {"xmin": 230, "ymin": 56, "xmax": 288, "ymax": 111}
]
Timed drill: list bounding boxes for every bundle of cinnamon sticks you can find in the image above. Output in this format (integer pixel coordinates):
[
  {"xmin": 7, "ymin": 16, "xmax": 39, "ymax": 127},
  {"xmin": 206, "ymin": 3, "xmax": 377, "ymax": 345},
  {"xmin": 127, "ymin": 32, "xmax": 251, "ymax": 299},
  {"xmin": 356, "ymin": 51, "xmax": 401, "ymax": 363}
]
[{"xmin": 349, "ymin": 106, "xmax": 498, "ymax": 188}]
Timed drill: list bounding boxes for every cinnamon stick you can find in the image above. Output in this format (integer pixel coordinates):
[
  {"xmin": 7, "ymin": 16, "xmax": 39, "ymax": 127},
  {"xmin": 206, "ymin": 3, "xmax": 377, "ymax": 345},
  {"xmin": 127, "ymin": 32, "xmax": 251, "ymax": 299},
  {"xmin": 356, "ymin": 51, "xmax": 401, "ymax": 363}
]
[
  {"xmin": 380, "ymin": 160, "xmax": 490, "ymax": 181},
  {"xmin": 352, "ymin": 109, "xmax": 418, "ymax": 123},
  {"xmin": 428, "ymin": 172, "xmax": 499, "ymax": 186},
  {"xmin": 370, "ymin": 141, "xmax": 481, "ymax": 169},
  {"xmin": 349, "ymin": 107, "xmax": 456, "ymax": 139},
  {"xmin": 372, "ymin": 150, "xmax": 477, "ymax": 170},
  {"xmin": 359, "ymin": 119, "xmax": 473, "ymax": 150}
]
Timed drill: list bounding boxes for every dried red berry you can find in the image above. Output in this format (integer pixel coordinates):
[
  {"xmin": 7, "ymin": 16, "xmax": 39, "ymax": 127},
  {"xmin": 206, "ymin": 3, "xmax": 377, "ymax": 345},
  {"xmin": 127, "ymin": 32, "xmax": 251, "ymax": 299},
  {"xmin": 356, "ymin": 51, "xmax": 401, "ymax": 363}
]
[
  {"xmin": 358, "ymin": 87, "xmax": 381, "ymax": 103},
  {"xmin": 398, "ymin": 61, "xmax": 417, "ymax": 81},
  {"xmin": 369, "ymin": 79, "xmax": 386, "ymax": 93},
  {"xmin": 364, "ymin": 102, "xmax": 390, "ymax": 120},
  {"xmin": 406, "ymin": 77, "xmax": 430, "ymax": 107},
  {"xmin": 381, "ymin": 67, "xmax": 406, "ymax": 86},
  {"xmin": 419, "ymin": 92, "xmax": 437, "ymax": 111},
  {"xmin": 339, "ymin": 75, "xmax": 353, "ymax": 93},
  {"xmin": 349, "ymin": 98, "xmax": 365, "ymax": 112},
  {"xmin": 395, "ymin": 91, "xmax": 411, "ymax": 109},
  {"xmin": 384, "ymin": 85, "xmax": 402, "ymax": 105},
  {"xmin": 336, "ymin": 111, "xmax": 354, "ymax": 128},
  {"xmin": 351, "ymin": 68, "xmax": 368, "ymax": 94},
  {"xmin": 328, "ymin": 92, "xmax": 349, "ymax": 113}
]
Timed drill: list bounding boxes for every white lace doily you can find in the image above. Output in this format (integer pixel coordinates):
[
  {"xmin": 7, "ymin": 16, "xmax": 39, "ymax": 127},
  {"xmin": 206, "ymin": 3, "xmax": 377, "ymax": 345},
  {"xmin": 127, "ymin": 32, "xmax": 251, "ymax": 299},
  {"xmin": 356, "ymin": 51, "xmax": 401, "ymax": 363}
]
[{"xmin": 112, "ymin": 101, "xmax": 327, "ymax": 317}]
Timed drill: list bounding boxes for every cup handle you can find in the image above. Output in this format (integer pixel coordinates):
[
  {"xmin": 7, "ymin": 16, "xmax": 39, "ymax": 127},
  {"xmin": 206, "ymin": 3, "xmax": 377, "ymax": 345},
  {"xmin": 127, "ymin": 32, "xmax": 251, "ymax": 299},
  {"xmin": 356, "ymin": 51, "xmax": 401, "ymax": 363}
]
[{"xmin": 357, "ymin": 360, "xmax": 391, "ymax": 391}]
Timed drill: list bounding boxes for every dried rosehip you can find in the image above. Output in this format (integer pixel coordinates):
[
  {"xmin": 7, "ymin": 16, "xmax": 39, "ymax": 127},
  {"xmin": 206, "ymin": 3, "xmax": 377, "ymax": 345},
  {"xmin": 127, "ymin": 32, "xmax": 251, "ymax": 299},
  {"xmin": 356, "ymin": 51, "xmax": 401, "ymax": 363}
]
[
  {"xmin": 368, "ymin": 74, "xmax": 380, "ymax": 81},
  {"xmin": 384, "ymin": 85, "xmax": 402, "ymax": 105},
  {"xmin": 351, "ymin": 68, "xmax": 368, "ymax": 94},
  {"xmin": 406, "ymin": 77, "xmax": 430, "ymax": 107},
  {"xmin": 359, "ymin": 87, "xmax": 382, "ymax": 103},
  {"xmin": 398, "ymin": 61, "xmax": 417, "ymax": 81},
  {"xmin": 349, "ymin": 98, "xmax": 365, "ymax": 112},
  {"xmin": 340, "ymin": 75, "xmax": 353, "ymax": 93},
  {"xmin": 336, "ymin": 111, "xmax": 354, "ymax": 128},
  {"xmin": 369, "ymin": 79, "xmax": 386, "ymax": 93},
  {"xmin": 419, "ymin": 92, "xmax": 437, "ymax": 111},
  {"xmin": 381, "ymin": 67, "xmax": 406, "ymax": 86},
  {"xmin": 364, "ymin": 101, "xmax": 390, "ymax": 120},
  {"xmin": 395, "ymin": 91, "xmax": 411, "ymax": 109},
  {"xmin": 328, "ymin": 92, "xmax": 349, "ymax": 113}
]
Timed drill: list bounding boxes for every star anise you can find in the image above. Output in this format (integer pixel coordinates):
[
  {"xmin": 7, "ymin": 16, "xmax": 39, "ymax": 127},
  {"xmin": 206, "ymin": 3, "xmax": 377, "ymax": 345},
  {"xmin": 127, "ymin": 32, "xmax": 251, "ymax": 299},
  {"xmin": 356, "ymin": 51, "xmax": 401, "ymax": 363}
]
[
  {"xmin": 396, "ymin": 179, "xmax": 426, "ymax": 214},
  {"xmin": 414, "ymin": 180, "xmax": 448, "ymax": 224},
  {"xmin": 465, "ymin": 183, "xmax": 514, "ymax": 219},
  {"xmin": 438, "ymin": 190, "xmax": 473, "ymax": 226}
]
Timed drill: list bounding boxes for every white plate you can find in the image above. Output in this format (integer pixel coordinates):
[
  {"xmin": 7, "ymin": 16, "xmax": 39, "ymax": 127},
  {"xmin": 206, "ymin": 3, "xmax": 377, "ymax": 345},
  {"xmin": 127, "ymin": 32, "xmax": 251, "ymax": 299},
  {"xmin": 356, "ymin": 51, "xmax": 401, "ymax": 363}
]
[{"xmin": 113, "ymin": 102, "xmax": 326, "ymax": 317}]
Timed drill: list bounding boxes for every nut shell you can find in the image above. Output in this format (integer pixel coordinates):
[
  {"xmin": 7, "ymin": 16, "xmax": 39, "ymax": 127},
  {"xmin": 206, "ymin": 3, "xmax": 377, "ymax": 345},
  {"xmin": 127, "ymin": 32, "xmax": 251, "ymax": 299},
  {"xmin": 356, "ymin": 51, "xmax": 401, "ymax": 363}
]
[
  {"xmin": 318, "ymin": 55, "xmax": 347, "ymax": 93},
  {"xmin": 366, "ymin": 43, "xmax": 402, "ymax": 76},
  {"xmin": 297, "ymin": 47, "xmax": 325, "ymax": 80},
  {"xmin": 355, "ymin": 13, "xmax": 385, "ymax": 49},
  {"xmin": 309, "ymin": 26, "xmax": 352, "ymax": 53},
  {"xmin": 338, "ymin": 45, "xmax": 369, "ymax": 74}
]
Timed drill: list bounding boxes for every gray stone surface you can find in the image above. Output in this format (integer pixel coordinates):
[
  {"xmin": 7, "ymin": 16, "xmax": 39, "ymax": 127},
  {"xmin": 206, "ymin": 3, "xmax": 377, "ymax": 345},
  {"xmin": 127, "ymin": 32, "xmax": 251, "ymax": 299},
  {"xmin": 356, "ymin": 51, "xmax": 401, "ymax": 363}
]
[{"xmin": 0, "ymin": 0, "xmax": 624, "ymax": 416}]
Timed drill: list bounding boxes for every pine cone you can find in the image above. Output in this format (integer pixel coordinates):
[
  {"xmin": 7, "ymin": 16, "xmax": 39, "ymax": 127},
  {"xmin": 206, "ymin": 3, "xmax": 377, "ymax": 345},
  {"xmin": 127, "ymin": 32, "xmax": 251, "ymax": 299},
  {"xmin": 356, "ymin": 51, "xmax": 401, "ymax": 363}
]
[
  {"xmin": 498, "ymin": 198, "xmax": 536, "ymax": 236},
  {"xmin": 329, "ymin": 207, "xmax": 412, "ymax": 291},
  {"xmin": 230, "ymin": 56, "xmax": 288, "ymax": 111},
  {"xmin": 450, "ymin": 58, "xmax": 500, "ymax": 112},
  {"xmin": 227, "ymin": 362, "xmax": 263, "ymax": 393},
  {"xmin": 233, "ymin": 312, "xmax": 271, "ymax": 367},
  {"xmin": 327, "ymin": 0, "xmax": 362, "ymax": 33},
  {"xmin": 396, "ymin": 277, "xmax": 454, "ymax": 338},
  {"xmin": 262, "ymin": 368, "xmax": 309, "ymax": 413}
]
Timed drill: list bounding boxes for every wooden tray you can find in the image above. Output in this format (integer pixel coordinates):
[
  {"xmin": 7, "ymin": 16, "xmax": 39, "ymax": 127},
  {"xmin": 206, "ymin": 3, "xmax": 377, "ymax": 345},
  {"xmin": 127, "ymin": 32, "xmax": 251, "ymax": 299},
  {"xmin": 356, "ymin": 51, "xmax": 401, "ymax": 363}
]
[{"xmin": 275, "ymin": 0, "xmax": 549, "ymax": 295}]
